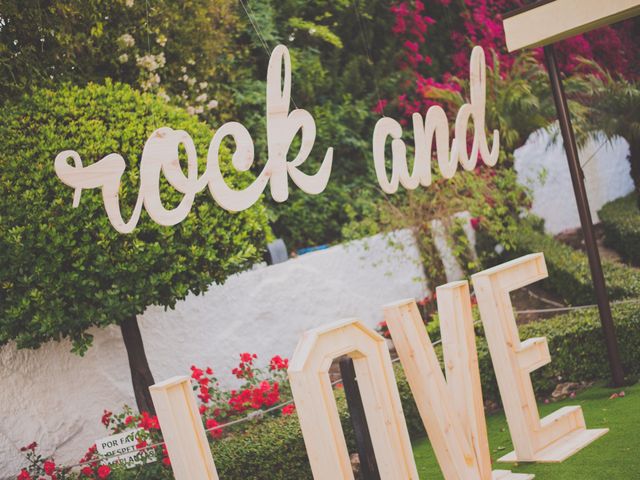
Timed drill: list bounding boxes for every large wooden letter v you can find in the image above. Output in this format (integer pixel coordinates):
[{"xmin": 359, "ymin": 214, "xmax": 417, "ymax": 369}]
[{"xmin": 384, "ymin": 282, "xmax": 531, "ymax": 480}]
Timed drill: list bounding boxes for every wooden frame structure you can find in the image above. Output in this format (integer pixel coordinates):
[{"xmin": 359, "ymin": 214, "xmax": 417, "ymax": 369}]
[
  {"xmin": 149, "ymin": 377, "xmax": 219, "ymax": 480},
  {"xmin": 502, "ymin": 0, "xmax": 640, "ymax": 52}
]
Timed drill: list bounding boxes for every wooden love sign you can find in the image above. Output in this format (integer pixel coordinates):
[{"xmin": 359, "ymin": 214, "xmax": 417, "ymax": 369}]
[
  {"xmin": 150, "ymin": 254, "xmax": 607, "ymax": 480},
  {"xmin": 54, "ymin": 45, "xmax": 497, "ymax": 232}
]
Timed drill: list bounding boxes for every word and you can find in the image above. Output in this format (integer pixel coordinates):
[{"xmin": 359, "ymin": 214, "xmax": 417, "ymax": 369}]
[
  {"xmin": 372, "ymin": 46, "xmax": 498, "ymax": 194},
  {"xmin": 54, "ymin": 45, "xmax": 497, "ymax": 233}
]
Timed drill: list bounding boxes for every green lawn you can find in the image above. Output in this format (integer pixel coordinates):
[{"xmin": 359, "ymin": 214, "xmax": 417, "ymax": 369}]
[{"xmin": 412, "ymin": 382, "xmax": 639, "ymax": 479}]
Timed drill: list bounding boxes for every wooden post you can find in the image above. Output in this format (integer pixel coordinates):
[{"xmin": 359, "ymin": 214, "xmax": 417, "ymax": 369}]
[
  {"xmin": 501, "ymin": 0, "xmax": 639, "ymax": 389},
  {"xmin": 472, "ymin": 254, "xmax": 608, "ymax": 463},
  {"xmin": 543, "ymin": 44, "xmax": 625, "ymax": 387},
  {"xmin": 339, "ymin": 357, "xmax": 381, "ymax": 480},
  {"xmin": 149, "ymin": 376, "xmax": 219, "ymax": 480}
]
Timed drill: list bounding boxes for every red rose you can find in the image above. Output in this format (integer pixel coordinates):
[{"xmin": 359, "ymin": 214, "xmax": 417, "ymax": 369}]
[
  {"xmin": 17, "ymin": 469, "xmax": 31, "ymax": 480},
  {"xmin": 43, "ymin": 460, "xmax": 56, "ymax": 475},
  {"xmin": 100, "ymin": 410, "xmax": 112, "ymax": 427},
  {"xmin": 81, "ymin": 466, "xmax": 93, "ymax": 476},
  {"xmin": 282, "ymin": 404, "xmax": 295, "ymax": 416},
  {"xmin": 97, "ymin": 465, "xmax": 111, "ymax": 479}
]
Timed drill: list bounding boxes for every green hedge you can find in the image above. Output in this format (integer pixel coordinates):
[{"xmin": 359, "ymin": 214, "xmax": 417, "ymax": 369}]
[
  {"xmin": 599, "ymin": 193, "xmax": 640, "ymax": 266},
  {"xmin": 113, "ymin": 304, "xmax": 640, "ymax": 480},
  {"xmin": 504, "ymin": 220, "xmax": 640, "ymax": 305}
]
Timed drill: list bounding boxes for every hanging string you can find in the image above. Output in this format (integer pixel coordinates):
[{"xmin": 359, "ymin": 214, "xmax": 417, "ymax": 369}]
[
  {"xmin": 351, "ymin": 0, "xmax": 386, "ymax": 117},
  {"xmin": 580, "ymin": 138, "xmax": 609, "ymax": 169},
  {"xmin": 143, "ymin": 0, "xmax": 159, "ymax": 127},
  {"xmin": 238, "ymin": 0, "xmax": 272, "ymax": 59}
]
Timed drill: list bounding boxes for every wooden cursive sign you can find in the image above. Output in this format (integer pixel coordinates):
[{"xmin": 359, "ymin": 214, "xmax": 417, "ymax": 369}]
[
  {"xmin": 372, "ymin": 46, "xmax": 499, "ymax": 194},
  {"xmin": 54, "ymin": 45, "xmax": 332, "ymax": 233},
  {"xmin": 55, "ymin": 45, "xmax": 499, "ymax": 233}
]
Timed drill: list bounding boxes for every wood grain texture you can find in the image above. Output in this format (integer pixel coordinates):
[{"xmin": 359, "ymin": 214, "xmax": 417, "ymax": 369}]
[
  {"xmin": 384, "ymin": 286, "xmax": 530, "ymax": 480},
  {"xmin": 149, "ymin": 376, "xmax": 219, "ymax": 480},
  {"xmin": 372, "ymin": 46, "xmax": 499, "ymax": 194},
  {"xmin": 503, "ymin": 0, "xmax": 640, "ymax": 51},
  {"xmin": 472, "ymin": 253, "xmax": 607, "ymax": 463},
  {"xmin": 288, "ymin": 319, "xmax": 418, "ymax": 480},
  {"xmin": 55, "ymin": 45, "xmax": 332, "ymax": 233}
]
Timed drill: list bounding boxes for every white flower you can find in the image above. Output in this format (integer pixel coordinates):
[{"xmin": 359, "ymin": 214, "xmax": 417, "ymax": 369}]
[
  {"xmin": 158, "ymin": 90, "xmax": 170, "ymax": 102},
  {"xmin": 136, "ymin": 53, "xmax": 164, "ymax": 72},
  {"xmin": 199, "ymin": 81, "xmax": 208, "ymax": 90},
  {"xmin": 187, "ymin": 77, "xmax": 196, "ymax": 87},
  {"xmin": 187, "ymin": 59, "xmax": 195, "ymax": 66},
  {"xmin": 195, "ymin": 106, "xmax": 204, "ymax": 114},
  {"xmin": 207, "ymin": 99, "xmax": 219, "ymax": 110},
  {"xmin": 125, "ymin": 0, "xmax": 134, "ymax": 7},
  {"xmin": 195, "ymin": 93, "xmax": 208, "ymax": 103},
  {"xmin": 140, "ymin": 73, "xmax": 160, "ymax": 91},
  {"xmin": 118, "ymin": 53, "xmax": 129, "ymax": 63},
  {"xmin": 182, "ymin": 74, "xmax": 189, "ymax": 82},
  {"xmin": 156, "ymin": 34, "xmax": 167, "ymax": 47},
  {"xmin": 118, "ymin": 33, "xmax": 135, "ymax": 48},
  {"xmin": 180, "ymin": 66, "xmax": 187, "ymax": 73},
  {"xmin": 494, "ymin": 243, "xmax": 505, "ymax": 255},
  {"xmin": 156, "ymin": 52, "xmax": 166, "ymax": 68},
  {"xmin": 186, "ymin": 106, "xmax": 196, "ymax": 115}
]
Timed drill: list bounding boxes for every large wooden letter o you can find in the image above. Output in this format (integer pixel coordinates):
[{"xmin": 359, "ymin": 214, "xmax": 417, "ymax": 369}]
[{"xmin": 288, "ymin": 319, "xmax": 419, "ymax": 480}]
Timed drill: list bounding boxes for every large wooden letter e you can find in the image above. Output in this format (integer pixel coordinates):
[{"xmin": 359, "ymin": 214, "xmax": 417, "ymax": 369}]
[{"xmin": 472, "ymin": 253, "xmax": 608, "ymax": 463}]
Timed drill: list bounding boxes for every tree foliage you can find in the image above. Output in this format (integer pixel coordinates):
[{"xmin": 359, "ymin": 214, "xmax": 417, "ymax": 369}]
[
  {"xmin": 0, "ymin": 81, "xmax": 269, "ymax": 353},
  {"xmin": 0, "ymin": 0, "xmax": 246, "ymax": 121}
]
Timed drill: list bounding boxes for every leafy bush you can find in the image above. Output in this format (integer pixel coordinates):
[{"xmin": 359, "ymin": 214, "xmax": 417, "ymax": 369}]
[
  {"xmin": 0, "ymin": 81, "xmax": 269, "ymax": 411},
  {"xmin": 496, "ymin": 219, "xmax": 640, "ymax": 305},
  {"xmin": 599, "ymin": 193, "xmax": 640, "ymax": 266},
  {"xmin": 0, "ymin": 0, "xmax": 247, "ymax": 121}
]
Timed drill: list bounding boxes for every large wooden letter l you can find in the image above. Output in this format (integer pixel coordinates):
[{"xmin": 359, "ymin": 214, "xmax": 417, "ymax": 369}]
[{"xmin": 472, "ymin": 253, "xmax": 608, "ymax": 463}]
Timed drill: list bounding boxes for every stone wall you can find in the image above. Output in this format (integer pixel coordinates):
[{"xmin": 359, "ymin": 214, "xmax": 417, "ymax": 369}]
[{"xmin": 515, "ymin": 127, "xmax": 633, "ymax": 234}]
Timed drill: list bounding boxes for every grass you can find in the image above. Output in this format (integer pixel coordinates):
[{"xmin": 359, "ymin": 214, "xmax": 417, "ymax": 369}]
[{"xmin": 412, "ymin": 382, "xmax": 639, "ymax": 479}]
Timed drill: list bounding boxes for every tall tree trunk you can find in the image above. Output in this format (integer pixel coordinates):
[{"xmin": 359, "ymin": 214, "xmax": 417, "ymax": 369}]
[{"xmin": 120, "ymin": 315, "xmax": 156, "ymax": 415}]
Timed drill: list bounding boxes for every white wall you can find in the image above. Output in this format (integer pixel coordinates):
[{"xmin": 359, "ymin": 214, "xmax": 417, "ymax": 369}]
[
  {"xmin": 515, "ymin": 127, "xmax": 633, "ymax": 234},
  {"xmin": 0, "ymin": 230, "xmax": 428, "ymax": 478}
]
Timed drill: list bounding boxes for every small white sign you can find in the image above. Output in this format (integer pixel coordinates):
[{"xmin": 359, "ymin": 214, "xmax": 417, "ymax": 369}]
[{"xmin": 95, "ymin": 429, "xmax": 156, "ymax": 468}]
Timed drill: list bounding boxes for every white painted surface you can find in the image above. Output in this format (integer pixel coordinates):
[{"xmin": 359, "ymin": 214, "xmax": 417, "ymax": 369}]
[
  {"xmin": 514, "ymin": 127, "xmax": 633, "ymax": 234},
  {"xmin": 0, "ymin": 231, "xmax": 427, "ymax": 477}
]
